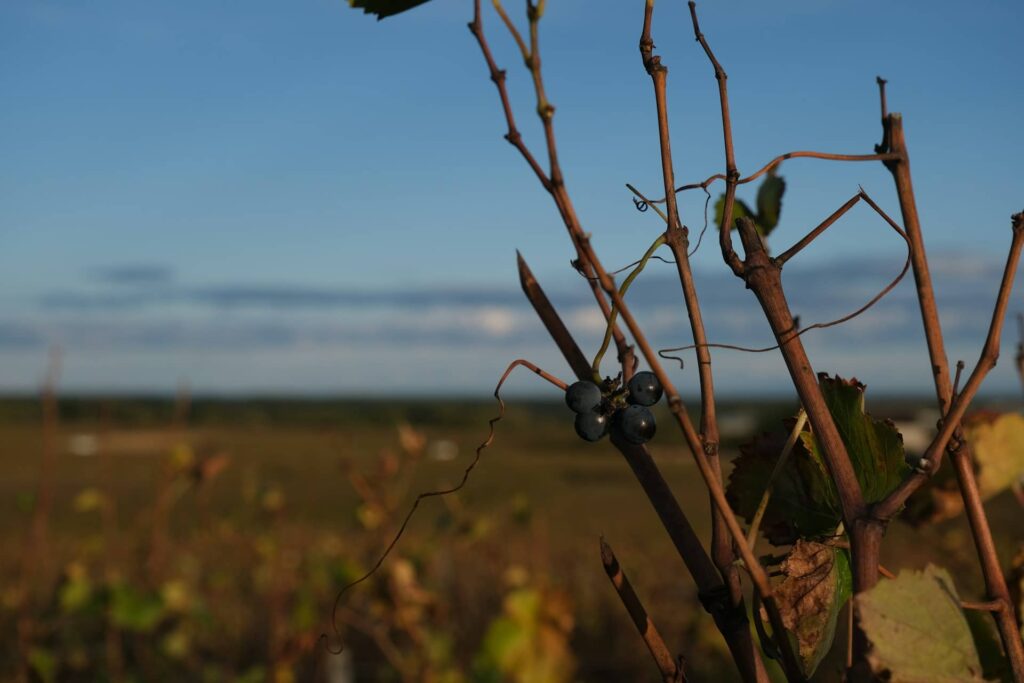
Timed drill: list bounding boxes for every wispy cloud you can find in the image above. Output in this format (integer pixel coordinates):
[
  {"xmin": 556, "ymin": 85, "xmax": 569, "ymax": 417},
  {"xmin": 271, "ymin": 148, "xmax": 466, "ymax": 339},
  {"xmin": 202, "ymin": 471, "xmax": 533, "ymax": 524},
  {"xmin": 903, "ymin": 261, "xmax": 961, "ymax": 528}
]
[
  {"xmin": 7, "ymin": 252, "xmax": 1021, "ymax": 394},
  {"xmin": 40, "ymin": 281, "xmax": 531, "ymax": 312},
  {"xmin": 88, "ymin": 264, "xmax": 175, "ymax": 287}
]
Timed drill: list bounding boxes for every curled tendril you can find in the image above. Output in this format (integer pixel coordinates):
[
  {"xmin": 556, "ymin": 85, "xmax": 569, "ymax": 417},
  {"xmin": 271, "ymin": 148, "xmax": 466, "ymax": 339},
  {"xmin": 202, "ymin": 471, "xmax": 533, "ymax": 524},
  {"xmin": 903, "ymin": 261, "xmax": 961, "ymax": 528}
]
[
  {"xmin": 319, "ymin": 359, "xmax": 567, "ymax": 659},
  {"xmin": 659, "ymin": 195, "xmax": 912, "ymax": 360},
  {"xmin": 575, "ymin": 254, "xmax": 676, "ymax": 282},
  {"xmin": 687, "ymin": 187, "xmax": 713, "ymax": 258},
  {"xmin": 633, "ymin": 196, "xmax": 649, "ymax": 213},
  {"xmin": 658, "ymin": 349, "xmax": 686, "ymax": 370}
]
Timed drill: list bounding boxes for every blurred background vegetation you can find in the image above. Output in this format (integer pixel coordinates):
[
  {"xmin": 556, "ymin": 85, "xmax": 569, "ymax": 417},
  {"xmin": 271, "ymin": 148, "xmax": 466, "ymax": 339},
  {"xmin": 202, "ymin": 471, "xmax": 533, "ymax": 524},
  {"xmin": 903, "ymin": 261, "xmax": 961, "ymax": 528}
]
[{"xmin": 1, "ymin": 390, "xmax": 1021, "ymax": 682}]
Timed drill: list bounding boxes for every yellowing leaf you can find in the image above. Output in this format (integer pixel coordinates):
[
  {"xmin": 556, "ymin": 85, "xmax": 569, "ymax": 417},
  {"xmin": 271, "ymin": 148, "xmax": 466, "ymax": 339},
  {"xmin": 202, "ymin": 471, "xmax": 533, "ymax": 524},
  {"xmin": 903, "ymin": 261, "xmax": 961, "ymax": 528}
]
[
  {"xmin": 856, "ymin": 565, "xmax": 984, "ymax": 683},
  {"xmin": 160, "ymin": 579, "xmax": 193, "ymax": 613},
  {"xmin": 397, "ymin": 423, "xmax": 427, "ymax": 457},
  {"xmin": 967, "ymin": 412, "xmax": 1024, "ymax": 498},
  {"xmin": 905, "ymin": 411, "xmax": 1024, "ymax": 525},
  {"xmin": 73, "ymin": 488, "xmax": 106, "ymax": 513},
  {"xmin": 475, "ymin": 584, "xmax": 576, "ymax": 683},
  {"xmin": 170, "ymin": 443, "xmax": 195, "ymax": 471}
]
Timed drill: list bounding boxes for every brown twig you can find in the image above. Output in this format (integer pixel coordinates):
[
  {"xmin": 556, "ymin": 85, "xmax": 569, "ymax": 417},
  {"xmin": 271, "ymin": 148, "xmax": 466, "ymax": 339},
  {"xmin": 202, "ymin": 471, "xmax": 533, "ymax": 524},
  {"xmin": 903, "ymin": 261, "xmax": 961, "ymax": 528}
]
[
  {"xmin": 498, "ymin": 12, "xmax": 798, "ymax": 682},
  {"xmin": 686, "ymin": 0, "xmax": 743, "ymax": 276},
  {"xmin": 877, "ymin": 216, "xmax": 1024, "ymax": 514},
  {"xmin": 468, "ymin": 0, "xmax": 635, "ymax": 378},
  {"xmin": 639, "ymin": 5, "xmax": 771, "ymax": 680},
  {"xmin": 518, "ymin": 252, "xmax": 766, "ymax": 682},
  {"xmin": 600, "ymin": 537, "xmax": 684, "ymax": 683},
  {"xmin": 1015, "ymin": 313, "xmax": 1024, "ymax": 397},
  {"xmin": 873, "ymin": 103, "xmax": 1024, "ymax": 675},
  {"xmin": 952, "ymin": 360, "xmax": 966, "ymax": 398},
  {"xmin": 775, "ymin": 193, "xmax": 864, "ymax": 265},
  {"xmin": 871, "ymin": 201, "xmax": 1024, "ymax": 677},
  {"xmin": 875, "ymin": 77, "xmax": 890, "ymax": 153},
  {"xmin": 517, "ymin": 251, "xmax": 592, "ymax": 380},
  {"xmin": 665, "ymin": 151, "xmax": 900, "ymax": 199},
  {"xmin": 962, "ymin": 599, "xmax": 1004, "ymax": 613},
  {"xmin": 478, "ymin": 5, "xmax": 805, "ymax": 679},
  {"xmin": 658, "ymin": 203, "xmax": 910, "ymax": 360},
  {"xmin": 733, "ymin": 216, "xmax": 876, "ymax": 577},
  {"xmin": 688, "ymin": 0, "xmax": 877, "ymax": 595}
]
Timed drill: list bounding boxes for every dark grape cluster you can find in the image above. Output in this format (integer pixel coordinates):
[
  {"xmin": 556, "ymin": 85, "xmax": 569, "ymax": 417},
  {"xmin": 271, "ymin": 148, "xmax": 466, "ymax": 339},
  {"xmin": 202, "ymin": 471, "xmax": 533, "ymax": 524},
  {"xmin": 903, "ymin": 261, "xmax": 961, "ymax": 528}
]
[{"xmin": 564, "ymin": 371, "xmax": 663, "ymax": 445}]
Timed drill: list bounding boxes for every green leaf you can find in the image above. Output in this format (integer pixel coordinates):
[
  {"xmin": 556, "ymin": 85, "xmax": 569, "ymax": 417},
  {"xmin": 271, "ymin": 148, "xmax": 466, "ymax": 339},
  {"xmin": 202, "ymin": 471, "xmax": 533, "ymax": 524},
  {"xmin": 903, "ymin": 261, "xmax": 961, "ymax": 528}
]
[
  {"xmin": 728, "ymin": 374, "xmax": 909, "ymax": 545},
  {"xmin": 347, "ymin": 0, "xmax": 432, "ymax": 19},
  {"xmin": 856, "ymin": 565, "xmax": 985, "ymax": 682},
  {"xmin": 773, "ymin": 541, "xmax": 852, "ymax": 677},
  {"xmin": 755, "ymin": 168, "xmax": 785, "ymax": 234},
  {"xmin": 713, "ymin": 195, "xmax": 755, "ymax": 233},
  {"xmin": 109, "ymin": 584, "xmax": 164, "ymax": 632},
  {"xmin": 727, "ymin": 424, "xmax": 841, "ymax": 545},
  {"xmin": 799, "ymin": 375, "xmax": 910, "ymax": 505}
]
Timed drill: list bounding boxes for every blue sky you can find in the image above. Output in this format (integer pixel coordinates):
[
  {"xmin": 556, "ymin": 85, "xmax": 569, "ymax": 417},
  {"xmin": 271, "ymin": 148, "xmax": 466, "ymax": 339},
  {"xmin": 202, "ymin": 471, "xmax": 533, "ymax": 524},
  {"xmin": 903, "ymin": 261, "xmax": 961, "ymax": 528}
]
[{"xmin": 1, "ymin": 0, "xmax": 1023, "ymax": 397}]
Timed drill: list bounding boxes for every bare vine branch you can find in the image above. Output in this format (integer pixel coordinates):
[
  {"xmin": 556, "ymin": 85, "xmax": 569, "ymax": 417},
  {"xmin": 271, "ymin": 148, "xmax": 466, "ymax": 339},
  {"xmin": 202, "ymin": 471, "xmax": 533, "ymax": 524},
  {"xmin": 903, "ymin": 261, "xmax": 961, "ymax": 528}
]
[
  {"xmin": 519, "ymin": 250, "xmax": 764, "ymax": 682},
  {"xmin": 640, "ymin": 3, "xmax": 773, "ymax": 680},
  {"xmin": 872, "ymin": 106, "xmax": 1024, "ymax": 676},
  {"xmin": 468, "ymin": 0, "xmax": 635, "ymax": 378},
  {"xmin": 600, "ymin": 537, "xmax": 685, "ymax": 683}
]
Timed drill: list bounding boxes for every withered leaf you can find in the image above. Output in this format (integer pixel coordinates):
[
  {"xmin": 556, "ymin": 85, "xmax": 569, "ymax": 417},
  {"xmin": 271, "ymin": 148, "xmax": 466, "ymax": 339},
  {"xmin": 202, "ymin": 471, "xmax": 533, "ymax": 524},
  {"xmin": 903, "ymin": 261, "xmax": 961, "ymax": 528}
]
[{"xmin": 774, "ymin": 540, "xmax": 852, "ymax": 677}]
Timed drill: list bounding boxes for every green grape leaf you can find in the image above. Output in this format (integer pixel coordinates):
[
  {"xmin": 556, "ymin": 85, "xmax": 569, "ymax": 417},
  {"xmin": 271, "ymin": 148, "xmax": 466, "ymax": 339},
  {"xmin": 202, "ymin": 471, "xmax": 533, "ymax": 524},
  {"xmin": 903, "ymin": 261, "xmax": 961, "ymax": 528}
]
[
  {"xmin": 348, "ymin": 0, "xmax": 432, "ymax": 19},
  {"xmin": 856, "ymin": 565, "xmax": 985, "ymax": 682},
  {"xmin": 799, "ymin": 375, "xmax": 910, "ymax": 505},
  {"xmin": 713, "ymin": 195, "xmax": 755, "ymax": 233},
  {"xmin": 728, "ymin": 374, "xmax": 909, "ymax": 545},
  {"xmin": 755, "ymin": 168, "xmax": 786, "ymax": 234},
  {"xmin": 774, "ymin": 541, "xmax": 852, "ymax": 677},
  {"xmin": 727, "ymin": 424, "xmax": 841, "ymax": 545}
]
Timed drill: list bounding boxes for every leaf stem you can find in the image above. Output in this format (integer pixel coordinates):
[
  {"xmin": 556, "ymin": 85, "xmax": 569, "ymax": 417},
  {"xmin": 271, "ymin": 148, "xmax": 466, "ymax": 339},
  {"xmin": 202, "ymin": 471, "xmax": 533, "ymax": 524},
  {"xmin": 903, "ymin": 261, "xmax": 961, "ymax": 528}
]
[
  {"xmin": 746, "ymin": 409, "xmax": 808, "ymax": 550},
  {"xmin": 592, "ymin": 233, "xmax": 666, "ymax": 379}
]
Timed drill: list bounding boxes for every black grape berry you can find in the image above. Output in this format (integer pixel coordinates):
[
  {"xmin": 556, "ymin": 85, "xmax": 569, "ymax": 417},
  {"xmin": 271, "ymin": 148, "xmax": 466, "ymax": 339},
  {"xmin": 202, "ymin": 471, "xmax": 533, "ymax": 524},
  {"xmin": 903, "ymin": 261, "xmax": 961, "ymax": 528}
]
[
  {"xmin": 627, "ymin": 371, "xmax": 663, "ymax": 407},
  {"xmin": 619, "ymin": 405, "xmax": 656, "ymax": 445},
  {"xmin": 565, "ymin": 380, "xmax": 602, "ymax": 414},
  {"xmin": 574, "ymin": 411, "xmax": 609, "ymax": 442}
]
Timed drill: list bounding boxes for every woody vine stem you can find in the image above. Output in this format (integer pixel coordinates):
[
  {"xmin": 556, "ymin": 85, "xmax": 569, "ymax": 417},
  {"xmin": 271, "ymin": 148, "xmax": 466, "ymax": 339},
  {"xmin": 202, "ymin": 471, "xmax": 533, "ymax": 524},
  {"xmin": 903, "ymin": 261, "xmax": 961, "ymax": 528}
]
[{"xmin": 464, "ymin": 1, "xmax": 1024, "ymax": 680}]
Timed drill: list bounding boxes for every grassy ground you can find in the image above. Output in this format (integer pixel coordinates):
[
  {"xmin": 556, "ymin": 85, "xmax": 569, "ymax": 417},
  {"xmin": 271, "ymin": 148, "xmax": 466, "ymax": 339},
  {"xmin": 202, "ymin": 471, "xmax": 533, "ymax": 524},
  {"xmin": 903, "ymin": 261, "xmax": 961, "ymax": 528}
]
[{"xmin": 0, "ymin": 397, "xmax": 1020, "ymax": 681}]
